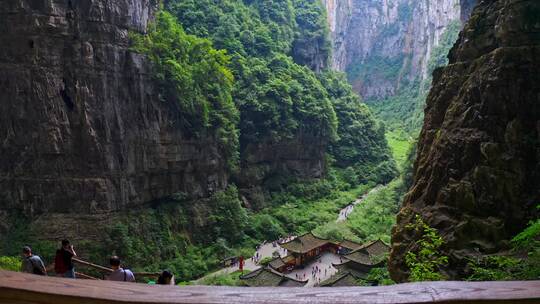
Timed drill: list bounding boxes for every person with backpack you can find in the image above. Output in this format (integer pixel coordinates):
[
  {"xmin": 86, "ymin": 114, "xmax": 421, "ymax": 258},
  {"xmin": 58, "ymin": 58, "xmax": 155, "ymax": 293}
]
[
  {"xmin": 106, "ymin": 256, "xmax": 135, "ymax": 282},
  {"xmin": 54, "ymin": 239, "xmax": 77, "ymax": 278},
  {"xmin": 21, "ymin": 246, "xmax": 46, "ymax": 276}
]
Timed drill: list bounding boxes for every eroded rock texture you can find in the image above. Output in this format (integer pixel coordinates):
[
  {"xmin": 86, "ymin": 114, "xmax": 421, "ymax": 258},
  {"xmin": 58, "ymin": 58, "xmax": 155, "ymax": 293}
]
[
  {"xmin": 0, "ymin": 0, "xmax": 334, "ymax": 240},
  {"xmin": 390, "ymin": 0, "xmax": 540, "ymax": 281},
  {"xmin": 0, "ymin": 0, "xmax": 230, "ymax": 217},
  {"xmin": 237, "ymin": 135, "xmax": 327, "ymax": 209},
  {"xmin": 323, "ymin": 0, "xmax": 474, "ymax": 99}
]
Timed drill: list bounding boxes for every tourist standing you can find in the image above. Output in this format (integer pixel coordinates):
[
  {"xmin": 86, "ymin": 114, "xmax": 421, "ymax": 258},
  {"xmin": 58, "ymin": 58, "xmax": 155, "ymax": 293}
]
[
  {"xmin": 54, "ymin": 240, "xmax": 77, "ymax": 278},
  {"xmin": 106, "ymin": 256, "xmax": 135, "ymax": 282},
  {"xmin": 21, "ymin": 246, "xmax": 46, "ymax": 276}
]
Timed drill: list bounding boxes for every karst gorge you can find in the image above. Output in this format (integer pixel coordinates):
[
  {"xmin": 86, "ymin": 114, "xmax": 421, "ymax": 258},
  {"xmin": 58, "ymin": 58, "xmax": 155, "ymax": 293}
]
[{"xmin": 0, "ymin": 0, "xmax": 538, "ymax": 292}]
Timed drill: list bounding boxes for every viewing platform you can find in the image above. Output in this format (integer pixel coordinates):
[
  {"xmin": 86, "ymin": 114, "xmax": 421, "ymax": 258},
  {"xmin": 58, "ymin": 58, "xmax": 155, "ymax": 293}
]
[{"xmin": 1, "ymin": 270, "xmax": 539, "ymax": 303}]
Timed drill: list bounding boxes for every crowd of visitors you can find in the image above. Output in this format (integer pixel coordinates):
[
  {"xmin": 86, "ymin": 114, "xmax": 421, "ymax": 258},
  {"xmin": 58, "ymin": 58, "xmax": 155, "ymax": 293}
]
[{"xmin": 19, "ymin": 241, "xmax": 174, "ymax": 285}]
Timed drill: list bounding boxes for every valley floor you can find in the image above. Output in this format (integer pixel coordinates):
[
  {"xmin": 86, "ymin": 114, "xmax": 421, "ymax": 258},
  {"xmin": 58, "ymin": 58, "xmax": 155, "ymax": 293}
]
[{"xmin": 195, "ymin": 184, "xmax": 387, "ymax": 286}]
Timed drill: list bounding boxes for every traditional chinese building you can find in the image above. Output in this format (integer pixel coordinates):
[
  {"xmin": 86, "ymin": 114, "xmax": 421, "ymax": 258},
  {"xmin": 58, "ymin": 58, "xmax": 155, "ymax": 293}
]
[
  {"xmin": 240, "ymin": 267, "xmax": 307, "ymax": 287},
  {"xmin": 279, "ymin": 233, "xmax": 334, "ymax": 266},
  {"xmin": 356, "ymin": 239, "xmax": 390, "ymax": 258},
  {"xmin": 268, "ymin": 255, "xmax": 296, "ymax": 273},
  {"xmin": 320, "ymin": 239, "xmax": 390, "ymax": 287},
  {"xmin": 279, "ymin": 233, "xmax": 371, "ymax": 268}
]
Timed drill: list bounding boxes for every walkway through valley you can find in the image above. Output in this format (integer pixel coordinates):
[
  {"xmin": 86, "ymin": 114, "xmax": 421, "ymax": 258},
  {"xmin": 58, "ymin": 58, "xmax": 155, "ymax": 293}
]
[{"xmin": 336, "ymin": 185, "xmax": 383, "ymax": 222}]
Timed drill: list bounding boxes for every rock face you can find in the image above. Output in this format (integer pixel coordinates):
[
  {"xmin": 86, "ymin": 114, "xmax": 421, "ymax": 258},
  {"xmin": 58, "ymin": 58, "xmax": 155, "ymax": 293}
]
[
  {"xmin": 323, "ymin": 0, "xmax": 473, "ymax": 99},
  {"xmin": 0, "ymin": 0, "xmax": 333, "ymax": 223},
  {"xmin": 390, "ymin": 0, "xmax": 540, "ymax": 281},
  {"xmin": 0, "ymin": 0, "xmax": 230, "ymax": 217},
  {"xmin": 237, "ymin": 135, "xmax": 327, "ymax": 209}
]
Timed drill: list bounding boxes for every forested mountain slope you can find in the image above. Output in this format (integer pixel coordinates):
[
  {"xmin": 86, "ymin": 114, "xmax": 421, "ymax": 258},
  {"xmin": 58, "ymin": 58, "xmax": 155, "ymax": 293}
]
[
  {"xmin": 0, "ymin": 0, "xmax": 394, "ymax": 280},
  {"xmin": 323, "ymin": 0, "xmax": 475, "ymax": 134},
  {"xmin": 164, "ymin": 0, "xmax": 396, "ymax": 207}
]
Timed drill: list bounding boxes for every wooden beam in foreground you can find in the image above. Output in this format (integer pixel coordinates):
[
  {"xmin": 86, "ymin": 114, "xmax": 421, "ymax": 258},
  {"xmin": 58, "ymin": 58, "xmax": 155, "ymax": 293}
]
[{"xmin": 0, "ymin": 271, "xmax": 539, "ymax": 304}]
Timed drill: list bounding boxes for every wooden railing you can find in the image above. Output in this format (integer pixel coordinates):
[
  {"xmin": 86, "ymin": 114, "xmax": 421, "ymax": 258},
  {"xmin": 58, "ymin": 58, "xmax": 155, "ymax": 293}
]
[
  {"xmin": 72, "ymin": 258, "xmax": 160, "ymax": 279},
  {"xmin": 0, "ymin": 271, "xmax": 539, "ymax": 303}
]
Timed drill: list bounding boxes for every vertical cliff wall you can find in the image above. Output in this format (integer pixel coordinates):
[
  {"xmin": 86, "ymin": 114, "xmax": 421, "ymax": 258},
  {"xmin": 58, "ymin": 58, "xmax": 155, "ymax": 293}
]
[
  {"xmin": 323, "ymin": 0, "xmax": 471, "ymax": 100},
  {"xmin": 0, "ymin": 0, "xmax": 230, "ymax": 218},
  {"xmin": 390, "ymin": 0, "xmax": 540, "ymax": 281}
]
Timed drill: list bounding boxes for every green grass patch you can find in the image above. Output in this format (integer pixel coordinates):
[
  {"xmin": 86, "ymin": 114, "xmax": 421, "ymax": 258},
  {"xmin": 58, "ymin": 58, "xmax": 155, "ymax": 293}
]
[
  {"xmin": 386, "ymin": 130, "xmax": 414, "ymax": 169},
  {"xmin": 0, "ymin": 256, "xmax": 21, "ymax": 272},
  {"xmin": 346, "ymin": 179, "xmax": 404, "ymax": 244},
  {"xmin": 197, "ymin": 270, "xmax": 250, "ymax": 286}
]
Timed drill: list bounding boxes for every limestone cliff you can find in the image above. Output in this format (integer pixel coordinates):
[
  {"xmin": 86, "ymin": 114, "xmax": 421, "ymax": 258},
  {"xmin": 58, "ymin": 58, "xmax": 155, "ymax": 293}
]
[
  {"xmin": 390, "ymin": 0, "xmax": 540, "ymax": 281},
  {"xmin": 0, "ymin": 0, "xmax": 230, "ymax": 218},
  {"xmin": 0, "ymin": 0, "xmax": 334, "ymax": 236},
  {"xmin": 323, "ymin": 0, "xmax": 473, "ymax": 99}
]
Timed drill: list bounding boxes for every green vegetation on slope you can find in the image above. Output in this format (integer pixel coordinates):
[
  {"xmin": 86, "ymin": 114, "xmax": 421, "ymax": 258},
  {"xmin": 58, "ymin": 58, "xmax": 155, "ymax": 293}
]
[
  {"xmin": 320, "ymin": 71, "xmax": 397, "ymax": 183},
  {"xmin": 167, "ymin": 0, "xmax": 338, "ymax": 147},
  {"xmin": 166, "ymin": 0, "xmax": 394, "ymax": 178},
  {"xmin": 131, "ymin": 11, "xmax": 240, "ymax": 169},
  {"xmin": 309, "ymin": 178, "xmax": 405, "ymax": 245},
  {"xmin": 233, "ymin": 54, "xmax": 338, "ymax": 144},
  {"xmin": 0, "ymin": 0, "xmax": 400, "ymax": 283},
  {"xmin": 405, "ymin": 215, "xmax": 449, "ymax": 282},
  {"xmin": 466, "ymin": 206, "xmax": 540, "ymax": 281},
  {"xmin": 385, "ymin": 130, "xmax": 414, "ymax": 169},
  {"xmin": 366, "ymin": 20, "xmax": 462, "ymax": 135}
]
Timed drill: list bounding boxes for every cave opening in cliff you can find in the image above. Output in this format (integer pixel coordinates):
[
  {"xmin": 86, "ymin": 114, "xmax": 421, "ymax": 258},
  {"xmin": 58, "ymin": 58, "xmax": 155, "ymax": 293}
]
[{"xmin": 60, "ymin": 85, "xmax": 75, "ymax": 111}]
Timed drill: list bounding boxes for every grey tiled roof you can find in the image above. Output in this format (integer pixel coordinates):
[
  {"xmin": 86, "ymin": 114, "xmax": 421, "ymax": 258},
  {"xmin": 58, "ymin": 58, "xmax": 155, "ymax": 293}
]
[
  {"xmin": 240, "ymin": 267, "xmax": 307, "ymax": 287},
  {"xmin": 280, "ymin": 233, "xmax": 329, "ymax": 254}
]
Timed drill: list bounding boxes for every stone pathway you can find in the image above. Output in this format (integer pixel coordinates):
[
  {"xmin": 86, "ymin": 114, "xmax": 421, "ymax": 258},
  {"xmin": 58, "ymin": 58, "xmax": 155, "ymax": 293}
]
[
  {"xmin": 336, "ymin": 185, "xmax": 383, "ymax": 222},
  {"xmin": 284, "ymin": 252, "xmax": 342, "ymax": 287},
  {"xmin": 194, "ymin": 239, "xmax": 294, "ymax": 284}
]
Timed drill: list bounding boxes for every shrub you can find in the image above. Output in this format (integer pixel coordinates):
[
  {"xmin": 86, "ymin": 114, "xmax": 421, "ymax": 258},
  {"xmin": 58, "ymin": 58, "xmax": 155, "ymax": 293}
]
[
  {"xmin": 359, "ymin": 267, "xmax": 395, "ymax": 286},
  {"xmin": 259, "ymin": 257, "xmax": 274, "ymax": 266},
  {"xmin": 405, "ymin": 215, "xmax": 448, "ymax": 282},
  {"xmin": 467, "ymin": 256, "xmax": 520, "ymax": 281},
  {"xmin": 0, "ymin": 256, "xmax": 21, "ymax": 272},
  {"xmin": 199, "ymin": 270, "xmax": 249, "ymax": 286}
]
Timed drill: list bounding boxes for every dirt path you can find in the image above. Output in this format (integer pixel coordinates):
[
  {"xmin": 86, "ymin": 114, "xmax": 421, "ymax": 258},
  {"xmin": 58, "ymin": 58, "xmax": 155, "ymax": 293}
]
[
  {"xmin": 284, "ymin": 252, "xmax": 342, "ymax": 287},
  {"xmin": 336, "ymin": 185, "xmax": 383, "ymax": 222}
]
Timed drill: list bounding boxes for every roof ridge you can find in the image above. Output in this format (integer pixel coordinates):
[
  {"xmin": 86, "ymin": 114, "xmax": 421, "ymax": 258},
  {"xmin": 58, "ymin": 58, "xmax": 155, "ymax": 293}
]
[
  {"xmin": 264, "ymin": 267, "xmax": 308, "ymax": 284},
  {"xmin": 239, "ymin": 267, "xmax": 264, "ymax": 279}
]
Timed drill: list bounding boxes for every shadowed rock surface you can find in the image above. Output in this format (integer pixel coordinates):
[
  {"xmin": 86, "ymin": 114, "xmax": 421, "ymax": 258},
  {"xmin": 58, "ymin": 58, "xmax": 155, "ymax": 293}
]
[
  {"xmin": 0, "ymin": 0, "xmax": 234, "ymax": 218},
  {"xmin": 390, "ymin": 0, "xmax": 540, "ymax": 281},
  {"xmin": 0, "ymin": 0, "xmax": 335, "ymax": 218}
]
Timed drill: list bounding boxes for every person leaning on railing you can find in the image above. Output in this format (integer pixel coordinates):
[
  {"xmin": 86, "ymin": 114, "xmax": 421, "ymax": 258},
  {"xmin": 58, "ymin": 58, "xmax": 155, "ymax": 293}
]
[
  {"xmin": 106, "ymin": 256, "xmax": 135, "ymax": 282},
  {"xmin": 54, "ymin": 240, "xmax": 77, "ymax": 279},
  {"xmin": 21, "ymin": 246, "xmax": 47, "ymax": 276}
]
